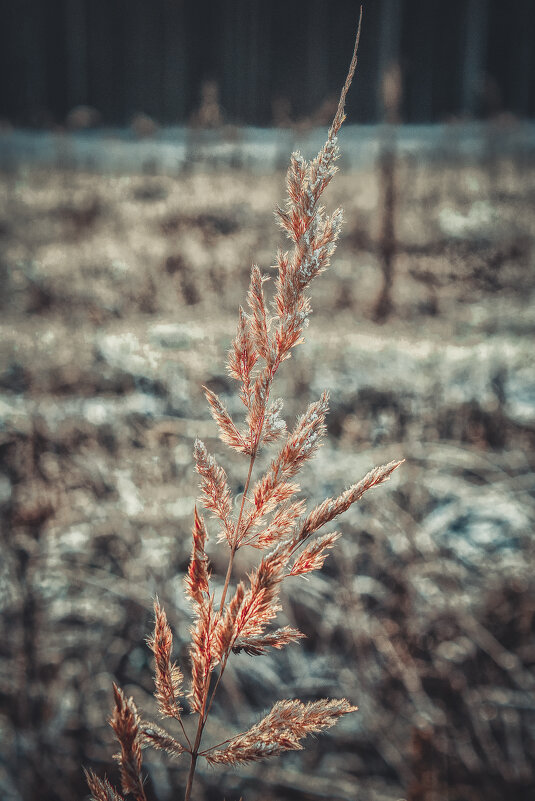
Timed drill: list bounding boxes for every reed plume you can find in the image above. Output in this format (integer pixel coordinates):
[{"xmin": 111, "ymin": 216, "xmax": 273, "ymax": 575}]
[{"xmin": 86, "ymin": 9, "xmax": 403, "ymax": 800}]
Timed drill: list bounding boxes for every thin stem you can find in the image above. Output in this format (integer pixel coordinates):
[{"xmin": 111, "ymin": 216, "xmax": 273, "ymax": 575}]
[
  {"xmin": 218, "ymin": 544, "xmax": 237, "ymax": 614},
  {"xmin": 199, "ymin": 734, "xmax": 236, "ymax": 756},
  {"xmin": 183, "ymin": 445, "xmax": 260, "ymax": 801},
  {"xmin": 184, "ymin": 752, "xmax": 197, "ymax": 801},
  {"xmin": 178, "ymin": 717, "xmax": 192, "ymax": 752},
  {"xmin": 201, "ymin": 433, "xmax": 274, "ymax": 733},
  {"xmin": 185, "ymin": 682, "xmax": 209, "ymax": 801},
  {"xmin": 218, "ymin": 444, "xmax": 257, "ymax": 612},
  {"xmin": 202, "ymin": 648, "xmax": 230, "ymax": 725}
]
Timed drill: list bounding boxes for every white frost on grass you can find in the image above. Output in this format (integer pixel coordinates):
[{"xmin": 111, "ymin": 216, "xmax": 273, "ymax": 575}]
[
  {"xmin": 115, "ymin": 469, "xmax": 144, "ymax": 517},
  {"xmin": 97, "ymin": 331, "xmax": 160, "ymax": 374}
]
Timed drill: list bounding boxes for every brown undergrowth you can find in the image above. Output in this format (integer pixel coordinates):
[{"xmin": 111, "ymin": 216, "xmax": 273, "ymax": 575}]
[{"xmin": 86, "ymin": 11, "xmax": 402, "ymax": 800}]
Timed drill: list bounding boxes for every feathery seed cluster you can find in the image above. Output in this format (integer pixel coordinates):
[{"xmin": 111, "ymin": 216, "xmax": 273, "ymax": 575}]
[{"xmin": 86, "ymin": 12, "xmax": 403, "ymax": 801}]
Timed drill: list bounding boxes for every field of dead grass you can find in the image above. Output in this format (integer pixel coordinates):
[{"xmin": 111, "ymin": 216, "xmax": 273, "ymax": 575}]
[{"xmin": 1, "ymin": 148, "xmax": 535, "ymax": 800}]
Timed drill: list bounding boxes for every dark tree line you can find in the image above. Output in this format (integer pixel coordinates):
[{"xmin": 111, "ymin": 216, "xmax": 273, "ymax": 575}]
[{"xmin": 0, "ymin": 0, "xmax": 533, "ymax": 126}]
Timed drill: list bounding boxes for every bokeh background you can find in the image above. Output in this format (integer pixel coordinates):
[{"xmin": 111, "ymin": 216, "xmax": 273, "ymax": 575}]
[
  {"xmin": 1, "ymin": 2, "xmax": 535, "ymax": 800},
  {"xmin": 1, "ymin": 0, "xmax": 535, "ymax": 125}
]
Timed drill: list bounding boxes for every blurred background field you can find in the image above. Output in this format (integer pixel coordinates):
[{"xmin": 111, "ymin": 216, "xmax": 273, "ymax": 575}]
[
  {"xmin": 1, "ymin": 129, "xmax": 535, "ymax": 801},
  {"xmin": 1, "ymin": 2, "xmax": 535, "ymax": 800}
]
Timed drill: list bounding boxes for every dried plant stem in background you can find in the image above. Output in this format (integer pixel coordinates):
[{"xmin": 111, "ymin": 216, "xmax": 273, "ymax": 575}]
[
  {"xmin": 374, "ymin": 63, "xmax": 401, "ymax": 322},
  {"xmin": 86, "ymin": 9, "xmax": 403, "ymax": 801}
]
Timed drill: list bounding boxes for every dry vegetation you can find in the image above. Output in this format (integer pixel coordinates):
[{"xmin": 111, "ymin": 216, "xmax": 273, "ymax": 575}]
[
  {"xmin": 81, "ymin": 40, "xmax": 403, "ymax": 801},
  {"xmin": 1, "ymin": 114, "xmax": 535, "ymax": 800}
]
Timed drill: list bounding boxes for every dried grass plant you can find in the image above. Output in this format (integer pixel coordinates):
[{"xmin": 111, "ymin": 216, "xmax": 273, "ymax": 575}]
[{"xmin": 86, "ymin": 10, "xmax": 402, "ymax": 800}]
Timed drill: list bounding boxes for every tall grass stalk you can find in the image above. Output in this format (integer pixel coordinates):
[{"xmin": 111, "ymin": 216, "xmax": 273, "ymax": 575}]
[{"xmin": 85, "ymin": 9, "xmax": 403, "ymax": 800}]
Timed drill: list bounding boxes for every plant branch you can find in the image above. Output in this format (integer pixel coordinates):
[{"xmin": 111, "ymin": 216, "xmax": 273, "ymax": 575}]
[
  {"xmin": 218, "ymin": 450, "xmax": 255, "ymax": 612},
  {"xmin": 185, "ymin": 429, "xmax": 264, "ymax": 800}
]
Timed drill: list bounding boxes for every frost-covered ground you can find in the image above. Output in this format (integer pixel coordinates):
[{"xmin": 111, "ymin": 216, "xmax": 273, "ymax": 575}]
[
  {"xmin": 1, "ymin": 136, "xmax": 534, "ymax": 801},
  {"xmin": 2, "ymin": 121, "xmax": 535, "ymax": 174}
]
